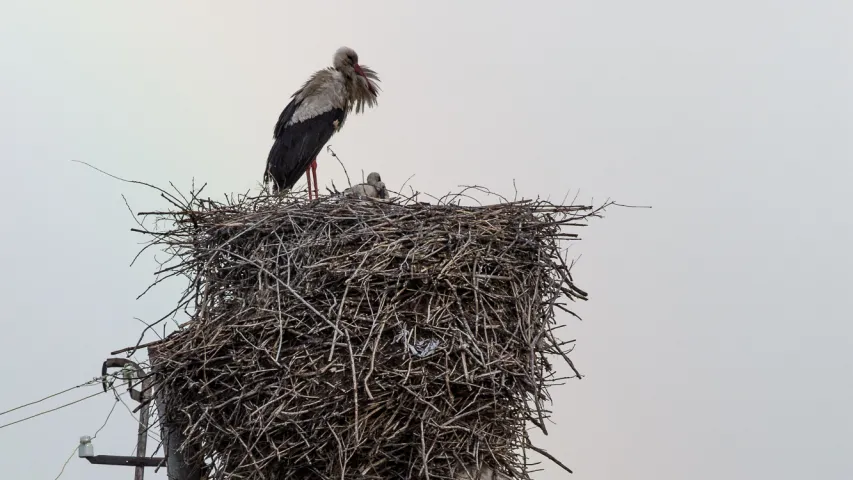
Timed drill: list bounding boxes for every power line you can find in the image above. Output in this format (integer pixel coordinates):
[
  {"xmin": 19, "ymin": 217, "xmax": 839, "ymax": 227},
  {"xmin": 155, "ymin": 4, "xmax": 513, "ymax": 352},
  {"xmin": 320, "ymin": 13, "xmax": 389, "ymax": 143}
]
[
  {"xmin": 54, "ymin": 394, "xmax": 121, "ymax": 480},
  {"xmin": 0, "ymin": 390, "xmax": 107, "ymax": 430},
  {"xmin": 0, "ymin": 376, "xmax": 107, "ymax": 417},
  {"xmin": 116, "ymin": 390, "xmax": 162, "ymax": 447}
]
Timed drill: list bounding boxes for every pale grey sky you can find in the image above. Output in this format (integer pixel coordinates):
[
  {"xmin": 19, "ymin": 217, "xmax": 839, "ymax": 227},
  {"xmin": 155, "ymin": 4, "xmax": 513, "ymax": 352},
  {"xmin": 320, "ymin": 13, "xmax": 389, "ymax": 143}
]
[{"xmin": 1, "ymin": 1, "xmax": 851, "ymax": 479}]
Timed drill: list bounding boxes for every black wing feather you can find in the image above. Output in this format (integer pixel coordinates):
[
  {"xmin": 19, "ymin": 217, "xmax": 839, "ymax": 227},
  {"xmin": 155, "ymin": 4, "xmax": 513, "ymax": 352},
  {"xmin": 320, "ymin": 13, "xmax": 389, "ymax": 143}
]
[
  {"xmin": 264, "ymin": 108, "xmax": 344, "ymax": 192},
  {"xmin": 273, "ymin": 96, "xmax": 301, "ymax": 139}
]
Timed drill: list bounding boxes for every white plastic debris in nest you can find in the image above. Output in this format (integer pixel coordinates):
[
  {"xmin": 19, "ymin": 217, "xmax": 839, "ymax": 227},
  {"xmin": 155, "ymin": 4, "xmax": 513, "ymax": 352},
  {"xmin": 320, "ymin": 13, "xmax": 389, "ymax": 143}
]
[{"xmin": 394, "ymin": 325, "xmax": 441, "ymax": 358}]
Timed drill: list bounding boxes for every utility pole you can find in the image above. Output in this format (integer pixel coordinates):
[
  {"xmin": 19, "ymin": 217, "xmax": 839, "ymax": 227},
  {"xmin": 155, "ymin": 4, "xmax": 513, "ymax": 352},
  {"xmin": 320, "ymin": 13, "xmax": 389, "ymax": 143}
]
[
  {"xmin": 134, "ymin": 363, "xmax": 152, "ymax": 480},
  {"xmin": 78, "ymin": 358, "xmax": 164, "ymax": 479},
  {"xmin": 82, "ymin": 353, "xmax": 203, "ymax": 479}
]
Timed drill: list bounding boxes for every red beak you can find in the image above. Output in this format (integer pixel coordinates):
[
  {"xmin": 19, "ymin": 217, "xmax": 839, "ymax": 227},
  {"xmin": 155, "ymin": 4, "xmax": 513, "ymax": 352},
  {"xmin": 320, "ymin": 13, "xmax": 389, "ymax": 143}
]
[{"xmin": 353, "ymin": 64, "xmax": 375, "ymax": 95}]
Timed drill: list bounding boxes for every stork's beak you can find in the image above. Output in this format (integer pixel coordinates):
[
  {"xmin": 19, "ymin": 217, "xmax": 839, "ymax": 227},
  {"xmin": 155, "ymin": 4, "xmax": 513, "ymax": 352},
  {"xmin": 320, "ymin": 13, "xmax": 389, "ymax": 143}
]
[{"xmin": 353, "ymin": 64, "xmax": 376, "ymax": 95}]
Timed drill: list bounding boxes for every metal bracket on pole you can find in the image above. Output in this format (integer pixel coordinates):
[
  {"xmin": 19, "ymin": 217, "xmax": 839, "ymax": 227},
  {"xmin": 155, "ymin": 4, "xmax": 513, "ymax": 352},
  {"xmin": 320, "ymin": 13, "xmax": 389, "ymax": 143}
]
[{"xmin": 80, "ymin": 358, "xmax": 165, "ymax": 480}]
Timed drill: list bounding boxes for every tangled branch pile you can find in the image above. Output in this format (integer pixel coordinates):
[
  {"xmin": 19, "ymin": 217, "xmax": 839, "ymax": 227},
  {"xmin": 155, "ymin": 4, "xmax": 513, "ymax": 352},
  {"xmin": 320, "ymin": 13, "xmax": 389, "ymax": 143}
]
[{"xmin": 137, "ymin": 188, "xmax": 603, "ymax": 480}]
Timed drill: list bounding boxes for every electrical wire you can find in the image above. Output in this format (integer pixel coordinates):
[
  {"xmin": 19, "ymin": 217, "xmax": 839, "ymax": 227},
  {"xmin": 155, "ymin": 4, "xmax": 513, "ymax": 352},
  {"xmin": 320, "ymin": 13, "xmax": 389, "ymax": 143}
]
[
  {"xmin": 116, "ymin": 390, "xmax": 162, "ymax": 446},
  {"xmin": 0, "ymin": 390, "xmax": 107, "ymax": 430},
  {"xmin": 0, "ymin": 376, "xmax": 106, "ymax": 417},
  {"xmin": 0, "ymin": 373, "xmax": 125, "ymax": 430},
  {"xmin": 54, "ymin": 394, "xmax": 121, "ymax": 480},
  {"xmin": 3, "ymin": 371, "xmax": 161, "ymax": 476}
]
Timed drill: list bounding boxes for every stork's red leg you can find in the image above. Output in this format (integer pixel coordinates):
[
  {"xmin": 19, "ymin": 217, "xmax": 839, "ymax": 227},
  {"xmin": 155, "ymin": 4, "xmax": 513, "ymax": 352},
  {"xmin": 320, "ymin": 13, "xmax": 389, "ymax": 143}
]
[
  {"xmin": 305, "ymin": 165, "xmax": 313, "ymax": 200},
  {"xmin": 311, "ymin": 158, "xmax": 319, "ymax": 199}
]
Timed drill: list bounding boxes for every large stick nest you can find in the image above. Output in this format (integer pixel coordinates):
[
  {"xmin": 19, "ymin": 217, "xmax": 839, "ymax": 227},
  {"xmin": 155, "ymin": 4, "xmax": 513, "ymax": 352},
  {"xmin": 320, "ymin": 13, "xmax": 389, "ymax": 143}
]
[{"xmin": 134, "ymin": 187, "xmax": 605, "ymax": 480}]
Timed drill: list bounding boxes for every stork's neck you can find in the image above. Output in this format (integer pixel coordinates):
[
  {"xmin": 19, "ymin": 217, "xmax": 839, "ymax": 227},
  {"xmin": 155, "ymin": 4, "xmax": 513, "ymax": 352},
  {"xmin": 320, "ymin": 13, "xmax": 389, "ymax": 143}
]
[
  {"xmin": 338, "ymin": 68, "xmax": 358, "ymax": 90},
  {"xmin": 331, "ymin": 65, "xmax": 377, "ymax": 115},
  {"xmin": 334, "ymin": 69, "xmax": 355, "ymax": 110}
]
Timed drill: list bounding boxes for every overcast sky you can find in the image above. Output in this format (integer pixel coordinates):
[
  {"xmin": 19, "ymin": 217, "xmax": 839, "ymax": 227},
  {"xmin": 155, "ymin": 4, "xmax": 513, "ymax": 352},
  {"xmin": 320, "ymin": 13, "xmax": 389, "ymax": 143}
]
[{"xmin": 1, "ymin": 1, "xmax": 851, "ymax": 479}]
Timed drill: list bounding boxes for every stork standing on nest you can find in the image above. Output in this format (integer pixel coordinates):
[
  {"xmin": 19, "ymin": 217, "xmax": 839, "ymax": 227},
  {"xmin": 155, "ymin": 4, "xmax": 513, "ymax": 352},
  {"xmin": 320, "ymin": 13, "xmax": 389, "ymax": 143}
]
[
  {"xmin": 264, "ymin": 46, "xmax": 381, "ymax": 200},
  {"xmin": 345, "ymin": 172, "xmax": 388, "ymax": 199}
]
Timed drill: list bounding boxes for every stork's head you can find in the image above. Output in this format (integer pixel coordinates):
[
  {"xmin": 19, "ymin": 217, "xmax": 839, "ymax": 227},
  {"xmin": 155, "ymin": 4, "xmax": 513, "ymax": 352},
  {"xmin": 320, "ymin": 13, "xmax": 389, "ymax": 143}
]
[
  {"xmin": 366, "ymin": 172, "xmax": 388, "ymax": 198},
  {"xmin": 333, "ymin": 46, "xmax": 380, "ymax": 110}
]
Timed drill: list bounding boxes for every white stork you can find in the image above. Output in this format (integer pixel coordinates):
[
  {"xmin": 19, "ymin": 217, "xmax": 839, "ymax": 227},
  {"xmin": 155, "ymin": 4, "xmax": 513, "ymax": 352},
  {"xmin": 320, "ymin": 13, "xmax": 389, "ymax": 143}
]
[
  {"xmin": 264, "ymin": 46, "xmax": 381, "ymax": 200},
  {"xmin": 345, "ymin": 172, "xmax": 388, "ymax": 199}
]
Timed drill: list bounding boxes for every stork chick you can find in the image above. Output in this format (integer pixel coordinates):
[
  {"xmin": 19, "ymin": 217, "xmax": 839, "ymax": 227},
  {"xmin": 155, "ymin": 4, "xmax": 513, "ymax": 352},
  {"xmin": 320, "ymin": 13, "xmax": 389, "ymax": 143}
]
[
  {"xmin": 264, "ymin": 46, "xmax": 381, "ymax": 200},
  {"xmin": 345, "ymin": 172, "xmax": 388, "ymax": 199}
]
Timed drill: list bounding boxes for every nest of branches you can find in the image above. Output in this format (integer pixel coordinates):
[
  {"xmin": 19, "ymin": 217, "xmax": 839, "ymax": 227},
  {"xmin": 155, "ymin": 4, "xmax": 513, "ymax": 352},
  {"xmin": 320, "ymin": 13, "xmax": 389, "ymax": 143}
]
[{"xmin": 135, "ymin": 187, "xmax": 604, "ymax": 480}]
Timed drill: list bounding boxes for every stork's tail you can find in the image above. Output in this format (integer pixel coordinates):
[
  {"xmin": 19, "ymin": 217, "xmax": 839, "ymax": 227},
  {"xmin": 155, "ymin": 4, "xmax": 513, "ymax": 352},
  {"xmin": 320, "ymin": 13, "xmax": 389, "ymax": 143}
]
[
  {"xmin": 263, "ymin": 149, "xmax": 284, "ymax": 194},
  {"xmin": 262, "ymin": 165, "xmax": 277, "ymax": 193}
]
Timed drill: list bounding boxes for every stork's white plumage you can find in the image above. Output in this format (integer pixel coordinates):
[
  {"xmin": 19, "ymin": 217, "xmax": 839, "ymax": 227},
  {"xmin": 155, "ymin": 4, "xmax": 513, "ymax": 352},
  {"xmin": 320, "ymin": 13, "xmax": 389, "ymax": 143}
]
[
  {"xmin": 264, "ymin": 47, "xmax": 381, "ymax": 199},
  {"xmin": 345, "ymin": 172, "xmax": 388, "ymax": 199}
]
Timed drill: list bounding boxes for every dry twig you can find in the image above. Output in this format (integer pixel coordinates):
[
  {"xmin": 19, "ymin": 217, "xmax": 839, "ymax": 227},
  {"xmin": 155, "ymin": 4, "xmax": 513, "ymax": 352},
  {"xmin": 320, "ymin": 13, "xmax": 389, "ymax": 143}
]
[{"xmin": 129, "ymin": 186, "xmax": 606, "ymax": 479}]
